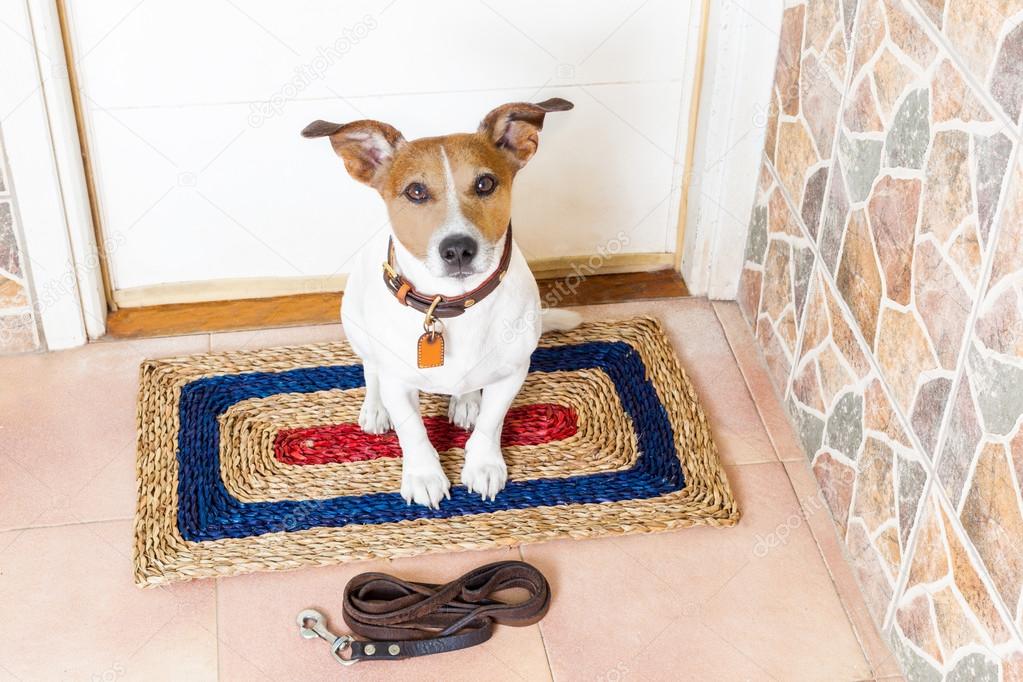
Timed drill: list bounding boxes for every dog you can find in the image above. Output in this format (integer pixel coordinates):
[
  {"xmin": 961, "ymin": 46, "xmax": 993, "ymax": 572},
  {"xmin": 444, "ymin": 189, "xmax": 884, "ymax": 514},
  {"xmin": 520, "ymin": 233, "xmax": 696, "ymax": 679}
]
[{"xmin": 303, "ymin": 98, "xmax": 580, "ymax": 508}]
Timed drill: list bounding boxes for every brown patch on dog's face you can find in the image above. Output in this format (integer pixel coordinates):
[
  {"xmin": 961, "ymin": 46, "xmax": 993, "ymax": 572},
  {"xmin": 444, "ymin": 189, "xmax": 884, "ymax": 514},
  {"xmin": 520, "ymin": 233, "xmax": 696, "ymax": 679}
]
[
  {"xmin": 303, "ymin": 98, "xmax": 572, "ymax": 277},
  {"xmin": 380, "ymin": 134, "xmax": 517, "ymax": 258}
]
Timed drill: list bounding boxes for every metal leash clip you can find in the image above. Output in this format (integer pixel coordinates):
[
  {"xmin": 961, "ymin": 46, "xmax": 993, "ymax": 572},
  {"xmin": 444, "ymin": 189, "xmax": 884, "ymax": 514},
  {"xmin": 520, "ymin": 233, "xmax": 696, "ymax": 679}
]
[{"xmin": 297, "ymin": 608, "xmax": 359, "ymax": 666}]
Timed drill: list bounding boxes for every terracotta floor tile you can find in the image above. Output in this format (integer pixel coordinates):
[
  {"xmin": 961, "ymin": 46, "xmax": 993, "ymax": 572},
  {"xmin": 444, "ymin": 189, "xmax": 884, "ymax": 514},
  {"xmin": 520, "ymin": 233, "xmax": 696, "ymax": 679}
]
[
  {"xmin": 784, "ymin": 460, "xmax": 904, "ymax": 678},
  {"xmin": 216, "ymin": 546, "xmax": 550, "ymax": 681},
  {"xmin": 522, "ymin": 462, "xmax": 871, "ymax": 681},
  {"xmin": 0, "ymin": 520, "xmax": 217, "ymax": 681},
  {"xmin": 570, "ymin": 299, "xmax": 778, "ymax": 465},
  {"xmin": 0, "ymin": 334, "xmax": 208, "ymax": 530},
  {"xmin": 209, "ymin": 323, "xmax": 344, "ymax": 352},
  {"xmin": 0, "ymin": 298, "xmax": 903, "ymax": 678},
  {"xmin": 714, "ymin": 300, "xmax": 806, "ymax": 461}
]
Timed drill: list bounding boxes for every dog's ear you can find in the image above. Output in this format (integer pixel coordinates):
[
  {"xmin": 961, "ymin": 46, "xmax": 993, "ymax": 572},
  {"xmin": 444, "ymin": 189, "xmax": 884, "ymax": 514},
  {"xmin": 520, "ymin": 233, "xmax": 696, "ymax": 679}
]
[
  {"xmin": 479, "ymin": 98, "xmax": 573, "ymax": 167},
  {"xmin": 302, "ymin": 119, "xmax": 406, "ymax": 187}
]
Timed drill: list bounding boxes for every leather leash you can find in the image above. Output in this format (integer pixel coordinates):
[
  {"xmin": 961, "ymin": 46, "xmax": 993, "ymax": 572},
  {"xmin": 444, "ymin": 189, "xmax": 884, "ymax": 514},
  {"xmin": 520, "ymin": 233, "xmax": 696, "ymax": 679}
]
[{"xmin": 297, "ymin": 560, "xmax": 550, "ymax": 665}]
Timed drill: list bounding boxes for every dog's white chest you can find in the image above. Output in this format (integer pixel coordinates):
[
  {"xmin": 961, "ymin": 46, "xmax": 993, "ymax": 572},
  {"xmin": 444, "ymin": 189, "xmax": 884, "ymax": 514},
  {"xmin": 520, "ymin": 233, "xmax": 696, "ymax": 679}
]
[{"xmin": 341, "ymin": 240, "xmax": 540, "ymax": 395}]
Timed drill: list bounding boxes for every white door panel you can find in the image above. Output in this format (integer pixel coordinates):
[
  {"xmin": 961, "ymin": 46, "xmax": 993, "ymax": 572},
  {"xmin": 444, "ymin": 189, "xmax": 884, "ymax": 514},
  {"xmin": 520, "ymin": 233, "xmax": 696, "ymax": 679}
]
[
  {"xmin": 67, "ymin": 0, "xmax": 698, "ymax": 300},
  {"xmin": 68, "ymin": 0, "xmax": 693, "ymax": 107}
]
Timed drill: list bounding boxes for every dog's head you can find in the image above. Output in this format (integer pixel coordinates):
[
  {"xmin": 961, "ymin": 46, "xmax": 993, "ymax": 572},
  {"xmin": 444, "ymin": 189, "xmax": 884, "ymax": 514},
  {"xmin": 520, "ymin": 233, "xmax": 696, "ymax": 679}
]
[{"xmin": 302, "ymin": 98, "xmax": 572, "ymax": 279}]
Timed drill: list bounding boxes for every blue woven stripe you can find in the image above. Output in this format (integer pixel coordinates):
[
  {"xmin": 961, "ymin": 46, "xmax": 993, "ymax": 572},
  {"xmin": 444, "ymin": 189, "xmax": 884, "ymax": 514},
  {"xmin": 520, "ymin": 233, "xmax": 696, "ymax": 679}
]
[{"xmin": 175, "ymin": 341, "xmax": 684, "ymax": 541}]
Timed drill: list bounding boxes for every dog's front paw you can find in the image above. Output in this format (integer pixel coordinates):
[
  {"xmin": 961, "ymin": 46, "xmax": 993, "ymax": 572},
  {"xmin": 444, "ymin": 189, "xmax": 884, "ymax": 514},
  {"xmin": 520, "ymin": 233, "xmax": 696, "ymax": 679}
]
[
  {"xmin": 448, "ymin": 390, "xmax": 482, "ymax": 430},
  {"xmin": 400, "ymin": 461, "xmax": 451, "ymax": 509},
  {"xmin": 359, "ymin": 397, "xmax": 392, "ymax": 434},
  {"xmin": 461, "ymin": 452, "xmax": 508, "ymax": 501}
]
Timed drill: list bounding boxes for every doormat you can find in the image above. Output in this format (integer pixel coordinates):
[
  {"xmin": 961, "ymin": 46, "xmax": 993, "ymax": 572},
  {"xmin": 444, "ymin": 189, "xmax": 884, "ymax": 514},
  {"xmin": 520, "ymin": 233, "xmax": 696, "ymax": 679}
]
[{"xmin": 133, "ymin": 317, "xmax": 739, "ymax": 586}]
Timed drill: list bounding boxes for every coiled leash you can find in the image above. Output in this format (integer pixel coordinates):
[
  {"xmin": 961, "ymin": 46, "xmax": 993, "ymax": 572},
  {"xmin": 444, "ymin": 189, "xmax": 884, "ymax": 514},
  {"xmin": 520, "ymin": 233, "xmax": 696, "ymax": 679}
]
[{"xmin": 297, "ymin": 560, "xmax": 550, "ymax": 666}]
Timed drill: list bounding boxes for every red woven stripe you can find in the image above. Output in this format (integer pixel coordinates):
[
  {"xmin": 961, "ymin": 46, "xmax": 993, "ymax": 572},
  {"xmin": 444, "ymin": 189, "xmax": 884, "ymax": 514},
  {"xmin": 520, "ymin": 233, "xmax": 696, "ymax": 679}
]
[{"xmin": 275, "ymin": 403, "xmax": 578, "ymax": 465}]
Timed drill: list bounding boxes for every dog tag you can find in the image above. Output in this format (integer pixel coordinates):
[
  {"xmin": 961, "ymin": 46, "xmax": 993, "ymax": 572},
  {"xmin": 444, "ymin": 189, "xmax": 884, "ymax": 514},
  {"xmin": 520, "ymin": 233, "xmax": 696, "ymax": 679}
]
[{"xmin": 417, "ymin": 332, "xmax": 444, "ymax": 368}]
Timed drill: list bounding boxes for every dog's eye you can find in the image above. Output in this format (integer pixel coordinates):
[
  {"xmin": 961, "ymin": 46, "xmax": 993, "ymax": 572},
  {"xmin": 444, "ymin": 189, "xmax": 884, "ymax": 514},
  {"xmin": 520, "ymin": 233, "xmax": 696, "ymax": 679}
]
[
  {"xmin": 403, "ymin": 182, "xmax": 429, "ymax": 203},
  {"xmin": 474, "ymin": 174, "xmax": 497, "ymax": 197}
]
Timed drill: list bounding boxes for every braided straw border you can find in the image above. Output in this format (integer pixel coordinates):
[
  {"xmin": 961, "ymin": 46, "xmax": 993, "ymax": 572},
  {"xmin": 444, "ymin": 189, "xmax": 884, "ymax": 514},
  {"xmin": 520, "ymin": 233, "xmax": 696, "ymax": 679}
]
[
  {"xmin": 219, "ymin": 370, "xmax": 637, "ymax": 502},
  {"xmin": 134, "ymin": 317, "xmax": 740, "ymax": 586}
]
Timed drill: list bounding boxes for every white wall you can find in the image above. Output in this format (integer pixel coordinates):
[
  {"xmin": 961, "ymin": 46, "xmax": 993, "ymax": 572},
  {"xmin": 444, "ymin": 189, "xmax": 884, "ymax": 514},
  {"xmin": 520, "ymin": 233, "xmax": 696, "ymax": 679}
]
[{"xmin": 65, "ymin": 0, "xmax": 700, "ymax": 299}]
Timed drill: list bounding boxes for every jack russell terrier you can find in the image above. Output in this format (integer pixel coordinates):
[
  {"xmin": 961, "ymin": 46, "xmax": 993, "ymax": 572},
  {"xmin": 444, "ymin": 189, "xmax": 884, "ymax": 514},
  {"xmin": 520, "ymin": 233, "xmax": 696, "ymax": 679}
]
[{"xmin": 303, "ymin": 98, "xmax": 580, "ymax": 509}]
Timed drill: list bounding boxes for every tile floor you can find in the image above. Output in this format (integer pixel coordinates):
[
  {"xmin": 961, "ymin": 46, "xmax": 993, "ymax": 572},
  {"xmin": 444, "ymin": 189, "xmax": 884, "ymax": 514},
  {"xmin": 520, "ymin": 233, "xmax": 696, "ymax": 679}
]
[{"xmin": 0, "ymin": 299, "xmax": 904, "ymax": 681}]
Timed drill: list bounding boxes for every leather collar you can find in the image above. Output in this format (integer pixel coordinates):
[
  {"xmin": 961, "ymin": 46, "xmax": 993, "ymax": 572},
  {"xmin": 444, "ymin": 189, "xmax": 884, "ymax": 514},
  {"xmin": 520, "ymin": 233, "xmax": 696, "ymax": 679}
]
[{"xmin": 382, "ymin": 224, "xmax": 513, "ymax": 319}]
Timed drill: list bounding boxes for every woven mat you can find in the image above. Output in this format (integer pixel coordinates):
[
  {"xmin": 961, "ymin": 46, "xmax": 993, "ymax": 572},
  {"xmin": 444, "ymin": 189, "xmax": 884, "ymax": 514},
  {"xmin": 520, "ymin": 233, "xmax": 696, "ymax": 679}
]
[{"xmin": 133, "ymin": 317, "xmax": 739, "ymax": 586}]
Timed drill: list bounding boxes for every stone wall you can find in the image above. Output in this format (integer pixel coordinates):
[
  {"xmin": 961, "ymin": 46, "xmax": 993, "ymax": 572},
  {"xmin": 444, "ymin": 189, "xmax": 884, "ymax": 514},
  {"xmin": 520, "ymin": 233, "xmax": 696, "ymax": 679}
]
[
  {"xmin": 0, "ymin": 126, "xmax": 41, "ymax": 353},
  {"xmin": 737, "ymin": 0, "xmax": 1023, "ymax": 677}
]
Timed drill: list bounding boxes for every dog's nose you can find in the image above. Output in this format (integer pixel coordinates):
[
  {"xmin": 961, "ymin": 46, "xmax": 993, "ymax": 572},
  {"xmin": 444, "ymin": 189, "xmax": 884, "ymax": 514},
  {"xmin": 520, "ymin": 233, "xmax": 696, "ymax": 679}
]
[{"xmin": 439, "ymin": 235, "xmax": 478, "ymax": 268}]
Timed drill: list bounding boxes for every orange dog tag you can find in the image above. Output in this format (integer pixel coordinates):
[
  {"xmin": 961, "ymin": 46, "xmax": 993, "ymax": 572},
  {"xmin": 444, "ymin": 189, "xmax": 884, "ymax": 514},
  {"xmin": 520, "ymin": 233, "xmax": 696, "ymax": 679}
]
[{"xmin": 417, "ymin": 332, "xmax": 444, "ymax": 368}]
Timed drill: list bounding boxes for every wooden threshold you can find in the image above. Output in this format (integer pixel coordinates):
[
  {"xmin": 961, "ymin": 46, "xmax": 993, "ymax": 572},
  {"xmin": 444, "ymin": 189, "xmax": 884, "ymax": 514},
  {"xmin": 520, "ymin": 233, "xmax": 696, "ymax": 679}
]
[
  {"xmin": 536, "ymin": 268, "xmax": 687, "ymax": 307},
  {"xmin": 108, "ymin": 252, "xmax": 675, "ymax": 308},
  {"xmin": 104, "ymin": 269, "xmax": 688, "ymax": 339}
]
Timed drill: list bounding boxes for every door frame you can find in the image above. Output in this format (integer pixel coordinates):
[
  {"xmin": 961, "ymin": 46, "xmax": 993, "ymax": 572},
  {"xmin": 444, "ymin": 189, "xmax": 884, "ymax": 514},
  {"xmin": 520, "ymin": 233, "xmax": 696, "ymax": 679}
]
[
  {"xmin": 0, "ymin": 0, "xmax": 106, "ymax": 347},
  {"xmin": 679, "ymin": 0, "xmax": 784, "ymax": 299},
  {"xmin": 15, "ymin": 0, "xmax": 778, "ymax": 345}
]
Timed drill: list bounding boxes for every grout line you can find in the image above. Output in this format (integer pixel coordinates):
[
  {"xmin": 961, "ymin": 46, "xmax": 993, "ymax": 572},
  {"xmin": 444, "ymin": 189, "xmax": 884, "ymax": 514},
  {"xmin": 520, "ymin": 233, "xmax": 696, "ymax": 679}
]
[
  {"xmin": 0, "ymin": 264, "xmax": 27, "ymax": 286},
  {"xmin": 904, "ymin": 142, "xmax": 1023, "ymax": 647},
  {"xmin": 885, "ymin": 473, "xmax": 935, "ymax": 630},
  {"xmin": 783, "ymin": 254, "xmax": 811, "ymax": 406},
  {"xmin": 781, "ymin": 0, "xmax": 862, "ymax": 408},
  {"xmin": 926, "ymin": 139, "xmax": 1022, "ymax": 478},
  {"xmin": 519, "ymin": 545, "xmax": 556, "ymax": 682},
  {"xmin": 775, "ymin": 458, "xmax": 888, "ymax": 678},
  {"xmin": 900, "ymin": 0, "xmax": 1023, "ymax": 141},
  {"xmin": 0, "ymin": 514, "xmax": 134, "ymax": 534},
  {"xmin": 711, "ymin": 300, "xmax": 787, "ymax": 464},
  {"xmin": 0, "ymin": 304, "xmax": 36, "ymax": 316}
]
